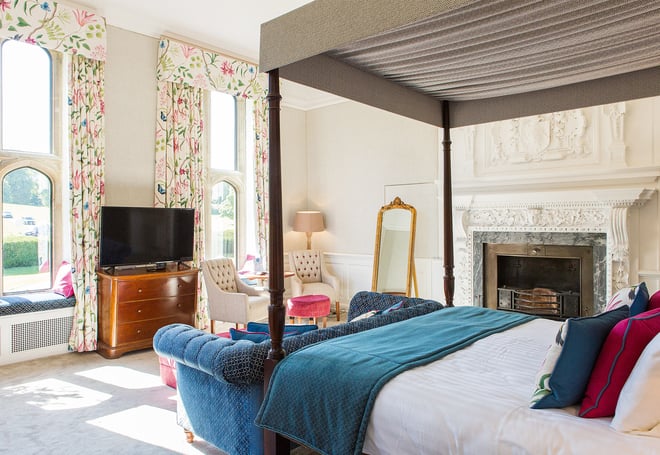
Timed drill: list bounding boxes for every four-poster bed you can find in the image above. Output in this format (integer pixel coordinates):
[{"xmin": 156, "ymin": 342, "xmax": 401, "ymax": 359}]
[{"xmin": 257, "ymin": 0, "xmax": 660, "ymax": 453}]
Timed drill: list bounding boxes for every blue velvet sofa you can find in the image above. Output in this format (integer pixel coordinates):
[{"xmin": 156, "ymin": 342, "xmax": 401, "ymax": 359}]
[{"xmin": 153, "ymin": 291, "xmax": 443, "ymax": 455}]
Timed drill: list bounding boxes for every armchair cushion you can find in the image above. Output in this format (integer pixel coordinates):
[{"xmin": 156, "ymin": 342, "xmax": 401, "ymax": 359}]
[
  {"xmin": 202, "ymin": 258, "xmax": 269, "ymax": 325},
  {"xmin": 204, "ymin": 258, "xmax": 238, "ymax": 292},
  {"xmin": 290, "ymin": 250, "xmax": 323, "ymax": 283}
]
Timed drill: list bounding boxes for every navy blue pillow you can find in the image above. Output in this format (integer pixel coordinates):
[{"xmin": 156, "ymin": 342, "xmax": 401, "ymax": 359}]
[
  {"xmin": 229, "ymin": 328, "xmax": 300, "ymax": 342},
  {"xmin": 532, "ymin": 305, "xmax": 630, "ymax": 409},
  {"xmin": 229, "ymin": 329, "xmax": 270, "ymax": 342},
  {"xmin": 246, "ymin": 321, "xmax": 318, "ymax": 334},
  {"xmin": 630, "ymin": 282, "xmax": 650, "ymax": 316}
]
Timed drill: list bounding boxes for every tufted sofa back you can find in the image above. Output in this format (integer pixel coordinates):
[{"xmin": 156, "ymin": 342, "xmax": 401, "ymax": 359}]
[
  {"xmin": 202, "ymin": 258, "xmax": 238, "ymax": 293},
  {"xmin": 154, "ymin": 292, "xmax": 443, "ymax": 385},
  {"xmin": 290, "ymin": 250, "xmax": 323, "ymax": 283}
]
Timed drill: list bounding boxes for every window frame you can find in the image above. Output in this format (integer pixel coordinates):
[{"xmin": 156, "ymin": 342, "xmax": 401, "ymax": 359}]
[
  {"xmin": 205, "ymin": 92, "xmax": 250, "ymax": 266},
  {"xmin": 0, "ymin": 40, "xmax": 67, "ymax": 295}
]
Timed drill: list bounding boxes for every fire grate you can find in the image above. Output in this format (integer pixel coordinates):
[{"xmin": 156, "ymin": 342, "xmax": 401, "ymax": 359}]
[{"xmin": 497, "ymin": 287, "xmax": 580, "ymax": 319}]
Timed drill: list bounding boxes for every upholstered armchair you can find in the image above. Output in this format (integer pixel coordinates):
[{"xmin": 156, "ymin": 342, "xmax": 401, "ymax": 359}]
[
  {"xmin": 288, "ymin": 250, "xmax": 341, "ymax": 321},
  {"xmin": 201, "ymin": 258, "xmax": 269, "ymax": 332}
]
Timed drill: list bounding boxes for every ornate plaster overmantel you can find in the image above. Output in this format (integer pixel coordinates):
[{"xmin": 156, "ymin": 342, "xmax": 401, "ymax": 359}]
[{"xmin": 448, "ymin": 100, "xmax": 659, "ymax": 309}]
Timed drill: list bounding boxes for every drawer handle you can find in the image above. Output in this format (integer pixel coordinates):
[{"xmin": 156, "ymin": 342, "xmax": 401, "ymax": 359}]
[
  {"xmin": 137, "ymin": 309, "xmax": 142, "ymax": 313},
  {"xmin": 137, "ymin": 288, "xmax": 143, "ymax": 293},
  {"xmin": 136, "ymin": 329, "xmax": 142, "ymax": 334}
]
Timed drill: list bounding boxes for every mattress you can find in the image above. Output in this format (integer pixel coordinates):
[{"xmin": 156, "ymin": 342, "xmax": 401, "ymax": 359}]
[{"xmin": 362, "ymin": 318, "xmax": 660, "ymax": 454}]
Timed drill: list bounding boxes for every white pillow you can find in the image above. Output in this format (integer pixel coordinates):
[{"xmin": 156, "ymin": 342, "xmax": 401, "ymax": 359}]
[
  {"xmin": 611, "ymin": 334, "xmax": 660, "ymax": 436},
  {"xmin": 351, "ymin": 310, "xmax": 380, "ymax": 321}
]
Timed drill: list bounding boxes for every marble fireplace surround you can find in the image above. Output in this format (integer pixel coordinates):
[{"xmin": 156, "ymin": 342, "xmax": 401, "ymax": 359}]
[{"xmin": 454, "ymin": 188, "xmax": 654, "ymax": 314}]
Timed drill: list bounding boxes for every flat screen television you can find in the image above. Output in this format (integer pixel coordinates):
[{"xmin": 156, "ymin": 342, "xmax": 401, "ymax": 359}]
[{"xmin": 99, "ymin": 206, "xmax": 195, "ymax": 269}]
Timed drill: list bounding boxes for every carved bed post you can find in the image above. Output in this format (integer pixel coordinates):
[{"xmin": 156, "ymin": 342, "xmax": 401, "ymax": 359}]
[
  {"xmin": 266, "ymin": 68, "xmax": 286, "ymax": 361},
  {"xmin": 263, "ymin": 69, "xmax": 290, "ymax": 455},
  {"xmin": 442, "ymin": 100, "xmax": 455, "ymax": 307}
]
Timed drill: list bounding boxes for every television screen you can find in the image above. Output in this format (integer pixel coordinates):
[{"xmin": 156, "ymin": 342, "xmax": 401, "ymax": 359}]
[{"xmin": 99, "ymin": 206, "xmax": 195, "ymax": 268}]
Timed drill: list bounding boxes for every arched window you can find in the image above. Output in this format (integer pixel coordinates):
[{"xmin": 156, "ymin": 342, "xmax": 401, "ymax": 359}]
[
  {"xmin": 207, "ymin": 90, "xmax": 257, "ymax": 267},
  {"xmin": 1, "ymin": 39, "xmax": 52, "ymax": 154},
  {"xmin": 2, "ymin": 167, "xmax": 52, "ymax": 292},
  {"xmin": 209, "ymin": 181, "xmax": 237, "ymax": 262},
  {"xmin": 0, "ymin": 39, "xmax": 65, "ymax": 295}
]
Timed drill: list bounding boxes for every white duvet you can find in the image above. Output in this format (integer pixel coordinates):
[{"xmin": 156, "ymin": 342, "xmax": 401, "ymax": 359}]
[{"xmin": 362, "ymin": 318, "xmax": 660, "ymax": 455}]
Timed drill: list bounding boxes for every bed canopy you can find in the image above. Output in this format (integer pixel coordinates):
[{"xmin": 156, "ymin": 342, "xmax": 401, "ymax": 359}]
[{"xmin": 258, "ymin": 0, "xmax": 660, "ymax": 375}]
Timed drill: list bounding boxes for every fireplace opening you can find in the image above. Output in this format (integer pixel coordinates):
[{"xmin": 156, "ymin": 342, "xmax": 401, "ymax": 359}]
[{"xmin": 484, "ymin": 243, "xmax": 594, "ymax": 319}]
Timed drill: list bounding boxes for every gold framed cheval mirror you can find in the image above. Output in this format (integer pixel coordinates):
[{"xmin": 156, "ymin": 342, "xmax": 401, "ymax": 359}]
[{"xmin": 371, "ymin": 197, "xmax": 418, "ymax": 297}]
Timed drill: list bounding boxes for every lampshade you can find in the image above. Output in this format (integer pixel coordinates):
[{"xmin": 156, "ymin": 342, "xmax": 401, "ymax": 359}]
[{"xmin": 293, "ymin": 211, "xmax": 325, "ymax": 233}]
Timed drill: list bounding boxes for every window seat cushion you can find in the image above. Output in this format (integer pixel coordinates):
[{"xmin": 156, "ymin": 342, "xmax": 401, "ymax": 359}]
[{"xmin": 0, "ymin": 292, "xmax": 76, "ymax": 317}]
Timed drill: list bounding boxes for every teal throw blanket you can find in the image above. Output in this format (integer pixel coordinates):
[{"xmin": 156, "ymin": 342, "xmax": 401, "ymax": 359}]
[{"xmin": 255, "ymin": 306, "xmax": 534, "ymax": 455}]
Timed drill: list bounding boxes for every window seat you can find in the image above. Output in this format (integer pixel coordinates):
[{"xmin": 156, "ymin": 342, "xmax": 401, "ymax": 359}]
[{"xmin": 0, "ymin": 292, "xmax": 76, "ymax": 317}]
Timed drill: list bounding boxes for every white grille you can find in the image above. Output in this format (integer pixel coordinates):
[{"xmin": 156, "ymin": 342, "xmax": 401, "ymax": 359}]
[{"xmin": 12, "ymin": 316, "xmax": 73, "ymax": 353}]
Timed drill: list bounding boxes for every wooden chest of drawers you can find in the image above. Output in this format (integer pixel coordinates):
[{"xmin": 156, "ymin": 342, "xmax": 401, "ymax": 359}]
[{"xmin": 97, "ymin": 267, "xmax": 198, "ymax": 359}]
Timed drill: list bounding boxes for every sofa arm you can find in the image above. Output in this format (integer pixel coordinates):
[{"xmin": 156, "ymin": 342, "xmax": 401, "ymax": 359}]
[
  {"xmin": 154, "ymin": 323, "xmax": 271, "ymax": 385},
  {"xmin": 153, "ymin": 324, "xmax": 234, "ymax": 381}
]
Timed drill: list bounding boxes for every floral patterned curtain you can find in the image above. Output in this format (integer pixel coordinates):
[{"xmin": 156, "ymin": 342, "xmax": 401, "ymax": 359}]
[
  {"xmin": 154, "ymin": 80, "xmax": 207, "ymax": 327},
  {"xmin": 155, "ymin": 38, "xmax": 268, "ymax": 329},
  {"xmin": 67, "ymin": 54, "xmax": 105, "ymax": 351},
  {"xmin": 0, "ymin": 1, "xmax": 107, "ymax": 352},
  {"xmin": 253, "ymin": 98, "xmax": 269, "ymax": 260}
]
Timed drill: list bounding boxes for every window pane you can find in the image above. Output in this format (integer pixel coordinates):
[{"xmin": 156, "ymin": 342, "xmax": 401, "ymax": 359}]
[
  {"xmin": 210, "ymin": 181, "xmax": 236, "ymax": 263},
  {"xmin": 209, "ymin": 91, "xmax": 236, "ymax": 170},
  {"xmin": 1, "ymin": 40, "xmax": 52, "ymax": 154},
  {"xmin": 2, "ymin": 168, "xmax": 52, "ymax": 292}
]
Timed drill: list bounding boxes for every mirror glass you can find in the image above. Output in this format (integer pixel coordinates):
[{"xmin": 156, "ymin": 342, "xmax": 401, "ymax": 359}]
[{"xmin": 371, "ymin": 197, "xmax": 417, "ymax": 296}]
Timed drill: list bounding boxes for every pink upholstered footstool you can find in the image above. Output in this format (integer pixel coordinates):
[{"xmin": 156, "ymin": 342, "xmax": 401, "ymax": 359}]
[
  {"xmin": 287, "ymin": 294, "xmax": 331, "ymax": 327},
  {"xmin": 159, "ymin": 356, "xmax": 177, "ymax": 389}
]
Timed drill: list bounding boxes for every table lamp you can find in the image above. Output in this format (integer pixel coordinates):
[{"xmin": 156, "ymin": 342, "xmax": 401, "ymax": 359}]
[{"xmin": 293, "ymin": 210, "xmax": 325, "ymax": 249}]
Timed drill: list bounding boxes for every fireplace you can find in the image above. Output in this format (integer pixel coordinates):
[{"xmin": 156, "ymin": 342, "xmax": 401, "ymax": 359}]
[
  {"xmin": 484, "ymin": 243, "xmax": 594, "ymax": 319},
  {"xmin": 453, "ymin": 188, "xmax": 653, "ymax": 315}
]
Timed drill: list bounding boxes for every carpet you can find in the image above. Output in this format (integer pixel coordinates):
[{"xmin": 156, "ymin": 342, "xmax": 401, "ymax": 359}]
[{"xmin": 0, "ymin": 349, "xmax": 227, "ymax": 455}]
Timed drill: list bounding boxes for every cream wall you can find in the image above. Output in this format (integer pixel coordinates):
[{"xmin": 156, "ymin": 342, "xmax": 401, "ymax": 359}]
[
  {"xmin": 104, "ymin": 26, "xmax": 158, "ymax": 206},
  {"xmin": 303, "ymin": 101, "xmax": 439, "ymax": 255}
]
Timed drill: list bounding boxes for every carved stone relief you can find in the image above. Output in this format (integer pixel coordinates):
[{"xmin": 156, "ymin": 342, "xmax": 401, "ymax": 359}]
[{"xmin": 486, "ymin": 109, "xmax": 591, "ymax": 167}]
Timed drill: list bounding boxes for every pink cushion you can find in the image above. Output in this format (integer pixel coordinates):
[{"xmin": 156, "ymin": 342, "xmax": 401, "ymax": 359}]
[
  {"xmin": 51, "ymin": 261, "xmax": 74, "ymax": 298},
  {"xmin": 649, "ymin": 290, "xmax": 660, "ymax": 311},
  {"xmin": 288, "ymin": 294, "xmax": 330, "ymax": 318},
  {"xmin": 579, "ymin": 307, "xmax": 660, "ymax": 418}
]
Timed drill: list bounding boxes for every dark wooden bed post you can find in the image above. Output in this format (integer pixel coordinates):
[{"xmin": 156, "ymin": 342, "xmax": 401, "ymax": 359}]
[
  {"xmin": 442, "ymin": 100, "xmax": 455, "ymax": 307},
  {"xmin": 265, "ymin": 68, "xmax": 286, "ymax": 363},
  {"xmin": 263, "ymin": 68, "xmax": 290, "ymax": 455}
]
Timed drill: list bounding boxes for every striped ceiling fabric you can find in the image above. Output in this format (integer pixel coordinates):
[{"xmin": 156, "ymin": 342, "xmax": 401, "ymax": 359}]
[
  {"xmin": 260, "ymin": 0, "xmax": 660, "ymax": 125},
  {"xmin": 326, "ymin": 0, "xmax": 660, "ymax": 101}
]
